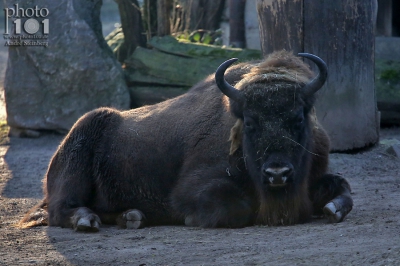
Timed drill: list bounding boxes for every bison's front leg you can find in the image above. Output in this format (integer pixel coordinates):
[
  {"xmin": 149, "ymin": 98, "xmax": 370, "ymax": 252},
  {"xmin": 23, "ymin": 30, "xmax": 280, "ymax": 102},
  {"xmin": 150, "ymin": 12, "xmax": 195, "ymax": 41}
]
[
  {"xmin": 171, "ymin": 169, "xmax": 255, "ymax": 228},
  {"xmin": 310, "ymin": 174, "xmax": 353, "ymax": 223}
]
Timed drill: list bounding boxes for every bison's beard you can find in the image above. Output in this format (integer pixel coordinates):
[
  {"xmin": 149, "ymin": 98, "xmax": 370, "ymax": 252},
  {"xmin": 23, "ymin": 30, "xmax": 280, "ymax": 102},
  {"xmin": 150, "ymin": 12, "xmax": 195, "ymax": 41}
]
[{"xmin": 256, "ymin": 181, "xmax": 312, "ymax": 226}]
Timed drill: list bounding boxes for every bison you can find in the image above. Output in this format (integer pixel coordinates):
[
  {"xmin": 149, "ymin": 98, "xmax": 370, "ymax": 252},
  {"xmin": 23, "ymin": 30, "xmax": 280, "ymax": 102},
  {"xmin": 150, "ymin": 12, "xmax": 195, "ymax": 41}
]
[{"xmin": 19, "ymin": 50, "xmax": 353, "ymax": 232}]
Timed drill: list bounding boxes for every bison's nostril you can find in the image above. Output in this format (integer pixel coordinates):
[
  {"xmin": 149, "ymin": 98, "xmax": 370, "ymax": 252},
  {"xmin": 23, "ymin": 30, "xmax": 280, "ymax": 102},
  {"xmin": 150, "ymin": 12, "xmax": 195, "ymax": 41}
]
[
  {"xmin": 283, "ymin": 168, "xmax": 293, "ymax": 178},
  {"xmin": 263, "ymin": 166, "xmax": 292, "ymax": 178}
]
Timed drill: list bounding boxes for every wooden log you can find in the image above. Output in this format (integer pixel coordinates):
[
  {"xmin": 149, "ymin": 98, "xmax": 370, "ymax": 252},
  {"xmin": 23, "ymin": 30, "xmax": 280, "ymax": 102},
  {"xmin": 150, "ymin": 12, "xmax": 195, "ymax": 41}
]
[
  {"xmin": 125, "ymin": 69, "xmax": 179, "ymax": 86},
  {"xmin": 124, "ymin": 37, "xmax": 261, "ymax": 88},
  {"xmin": 125, "ymin": 47, "xmax": 231, "ymax": 86},
  {"xmin": 129, "ymin": 86, "xmax": 189, "ymax": 107},
  {"xmin": 148, "ymin": 36, "xmax": 262, "ymax": 59},
  {"xmin": 257, "ymin": 0, "xmax": 379, "ymax": 151}
]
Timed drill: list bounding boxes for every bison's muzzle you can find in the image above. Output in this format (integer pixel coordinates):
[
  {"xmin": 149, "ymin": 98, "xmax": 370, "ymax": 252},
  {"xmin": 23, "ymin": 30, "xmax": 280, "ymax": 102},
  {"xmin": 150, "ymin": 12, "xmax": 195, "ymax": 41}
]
[{"xmin": 262, "ymin": 164, "xmax": 294, "ymax": 187}]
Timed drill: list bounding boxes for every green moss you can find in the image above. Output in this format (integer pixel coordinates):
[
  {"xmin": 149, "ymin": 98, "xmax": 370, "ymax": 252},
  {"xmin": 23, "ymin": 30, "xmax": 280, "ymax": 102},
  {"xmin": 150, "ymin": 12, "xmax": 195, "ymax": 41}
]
[
  {"xmin": 0, "ymin": 120, "xmax": 10, "ymax": 145},
  {"xmin": 375, "ymin": 59, "xmax": 400, "ymax": 103},
  {"xmin": 126, "ymin": 47, "xmax": 233, "ymax": 87},
  {"xmin": 117, "ymin": 34, "xmax": 263, "ymax": 89},
  {"xmin": 105, "ymin": 30, "xmax": 262, "ymax": 62},
  {"xmin": 380, "ymin": 69, "xmax": 400, "ymax": 81},
  {"xmin": 149, "ymin": 36, "xmax": 262, "ymax": 61}
]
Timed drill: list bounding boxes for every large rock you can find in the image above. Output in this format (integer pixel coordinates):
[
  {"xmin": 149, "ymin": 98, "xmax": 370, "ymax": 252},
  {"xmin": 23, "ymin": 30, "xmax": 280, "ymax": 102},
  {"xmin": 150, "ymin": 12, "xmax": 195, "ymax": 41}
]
[{"xmin": 4, "ymin": 0, "xmax": 130, "ymax": 136}]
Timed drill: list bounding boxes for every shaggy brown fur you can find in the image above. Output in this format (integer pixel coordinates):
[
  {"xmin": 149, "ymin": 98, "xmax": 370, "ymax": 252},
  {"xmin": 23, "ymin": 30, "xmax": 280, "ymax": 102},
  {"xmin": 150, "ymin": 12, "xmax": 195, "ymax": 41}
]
[
  {"xmin": 237, "ymin": 50, "xmax": 313, "ymax": 88},
  {"xmin": 18, "ymin": 50, "xmax": 353, "ymax": 231}
]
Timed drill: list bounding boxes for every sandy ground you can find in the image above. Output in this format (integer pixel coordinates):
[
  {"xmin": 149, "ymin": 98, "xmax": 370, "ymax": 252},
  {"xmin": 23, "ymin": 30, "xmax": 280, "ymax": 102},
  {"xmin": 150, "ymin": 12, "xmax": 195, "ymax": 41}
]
[{"xmin": 1, "ymin": 2, "xmax": 400, "ymax": 265}]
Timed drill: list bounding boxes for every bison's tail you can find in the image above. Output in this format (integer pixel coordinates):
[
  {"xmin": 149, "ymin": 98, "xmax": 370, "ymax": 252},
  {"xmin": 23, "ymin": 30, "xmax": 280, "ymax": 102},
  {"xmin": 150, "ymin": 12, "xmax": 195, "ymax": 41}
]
[{"xmin": 17, "ymin": 200, "xmax": 48, "ymax": 228}]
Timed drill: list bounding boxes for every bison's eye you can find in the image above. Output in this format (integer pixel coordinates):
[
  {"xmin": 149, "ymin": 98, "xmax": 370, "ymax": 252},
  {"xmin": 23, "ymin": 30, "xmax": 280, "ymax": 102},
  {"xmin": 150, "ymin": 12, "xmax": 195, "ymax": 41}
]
[
  {"xmin": 296, "ymin": 114, "xmax": 304, "ymax": 125},
  {"xmin": 244, "ymin": 117, "xmax": 256, "ymax": 132},
  {"xmin": 293, "ymin": 111, "xmax": 305, "ymax": 129}
]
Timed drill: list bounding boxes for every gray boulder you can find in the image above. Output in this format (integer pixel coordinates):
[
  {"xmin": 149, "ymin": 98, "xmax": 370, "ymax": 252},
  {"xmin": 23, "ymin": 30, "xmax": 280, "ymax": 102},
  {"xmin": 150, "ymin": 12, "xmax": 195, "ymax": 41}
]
[{"xmin": 4, "ymin": 0, "xmax": 129, "ymax": 136}]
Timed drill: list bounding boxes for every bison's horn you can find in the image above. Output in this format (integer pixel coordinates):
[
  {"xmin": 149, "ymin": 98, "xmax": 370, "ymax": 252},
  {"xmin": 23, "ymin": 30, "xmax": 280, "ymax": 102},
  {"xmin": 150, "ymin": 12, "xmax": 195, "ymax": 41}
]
[
  {"xmin": 298, "ymin": 53, "xmax": 328, "ymax": 96},
  {"xmin": 215, "ymin": 58, "xmax": 244, "ymax": 103}
]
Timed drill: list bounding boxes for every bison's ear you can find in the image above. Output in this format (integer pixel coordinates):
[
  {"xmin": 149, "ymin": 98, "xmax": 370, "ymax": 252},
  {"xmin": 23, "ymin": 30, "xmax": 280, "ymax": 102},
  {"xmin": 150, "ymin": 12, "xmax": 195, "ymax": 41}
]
[
  {"xmin": 228, "ymin": 98, "xmax": 244, "ymax": 119},
  {"xmin": 229, "ymin": 119, "xmax": 243, "ymax": 155}
]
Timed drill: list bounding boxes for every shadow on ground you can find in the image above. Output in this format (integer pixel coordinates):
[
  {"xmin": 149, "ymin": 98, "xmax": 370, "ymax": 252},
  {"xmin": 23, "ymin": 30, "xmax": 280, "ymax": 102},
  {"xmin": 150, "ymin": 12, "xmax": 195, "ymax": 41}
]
[{"xmin": 1, "ymin": 134, "xmax": 62, "ymax": 199}]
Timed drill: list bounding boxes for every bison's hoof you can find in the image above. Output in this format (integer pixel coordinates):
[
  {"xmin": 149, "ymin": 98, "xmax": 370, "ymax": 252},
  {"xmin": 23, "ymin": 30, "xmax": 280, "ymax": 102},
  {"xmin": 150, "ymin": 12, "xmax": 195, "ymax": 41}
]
[
  {"xmin": 75, "ymin": 217, "xmax": 101, "ymax": 232},
  {"xmin": 123, "ymin": 209, "xmax": 146, "ymax": 229},
  {"xmin": 323, "ymin": 202, "xmax": 342, "ymax": 223}
]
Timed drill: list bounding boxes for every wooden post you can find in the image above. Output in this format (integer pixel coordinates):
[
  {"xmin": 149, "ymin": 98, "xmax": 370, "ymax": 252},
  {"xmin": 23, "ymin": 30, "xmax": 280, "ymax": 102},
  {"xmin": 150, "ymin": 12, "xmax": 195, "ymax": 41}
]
[{"xmin": 257, "ymin": 0, "xmax": 379, "ymax": 151}]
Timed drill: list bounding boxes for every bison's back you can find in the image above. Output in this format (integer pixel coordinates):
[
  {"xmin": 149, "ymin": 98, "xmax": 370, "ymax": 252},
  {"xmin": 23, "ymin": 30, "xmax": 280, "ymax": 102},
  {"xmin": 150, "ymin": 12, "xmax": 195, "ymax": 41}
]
[{"xmin": 45, "ymin": 80, "xmax": 236, "ymax": 224}]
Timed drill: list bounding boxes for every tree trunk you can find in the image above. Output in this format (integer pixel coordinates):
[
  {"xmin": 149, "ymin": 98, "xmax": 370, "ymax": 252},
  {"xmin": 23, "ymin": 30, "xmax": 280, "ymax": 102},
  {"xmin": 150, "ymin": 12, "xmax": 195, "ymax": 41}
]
[
  {"xmin": 115, "ymin": 0, "xmax": 146, "ymax": 62},
  {"xmin": 157, "ymin": 0, "xmax": 172, "ymax": 36},
  {"xmin": 188, "ymin": 0, "xmax": 225, "ymax": 31},
  {"xmin": 229, "ymin": 0, "xmax": 246, "ymax": 48},
  {"xmin": 257, "ymin": 0, "xmax": 379, "ymax": 151},
  {"xmin": 143, "ymin": 0, "xmax": 157, "ymax": 40}
]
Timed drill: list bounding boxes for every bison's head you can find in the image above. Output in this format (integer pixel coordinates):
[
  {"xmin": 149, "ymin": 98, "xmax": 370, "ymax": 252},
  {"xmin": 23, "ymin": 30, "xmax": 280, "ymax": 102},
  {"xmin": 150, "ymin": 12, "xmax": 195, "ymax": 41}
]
[{"xmin": 216, "ymin": 51, "xmax": 327, "ymax": 190}]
